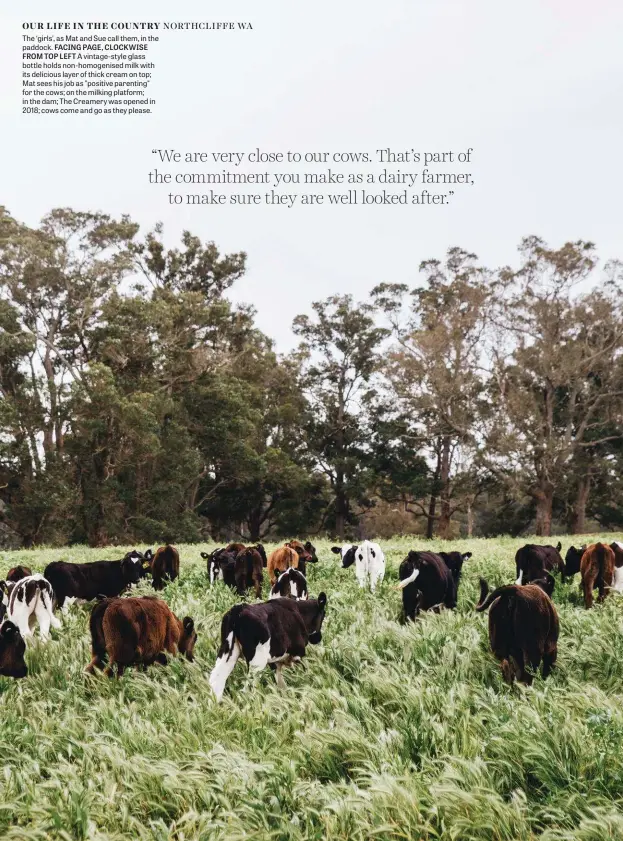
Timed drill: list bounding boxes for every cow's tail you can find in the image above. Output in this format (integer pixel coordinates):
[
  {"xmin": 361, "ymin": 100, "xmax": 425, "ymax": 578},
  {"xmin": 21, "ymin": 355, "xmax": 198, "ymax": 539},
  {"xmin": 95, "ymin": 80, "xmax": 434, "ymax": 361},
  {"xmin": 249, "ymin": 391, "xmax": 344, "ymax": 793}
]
[
  {"xmin": 595, "ymin": 543, "xmax": 608, "ymax": 581},
  {"xmin": 475, "ymin": 578, "xmax": 516, "ymax": 612}
]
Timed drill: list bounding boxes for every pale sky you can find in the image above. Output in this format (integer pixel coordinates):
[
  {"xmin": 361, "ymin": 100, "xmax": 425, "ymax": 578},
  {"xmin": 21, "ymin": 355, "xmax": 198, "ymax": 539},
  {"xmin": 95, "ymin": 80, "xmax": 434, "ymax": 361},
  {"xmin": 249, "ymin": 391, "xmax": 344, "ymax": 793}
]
[{"xmin": 1, "ymin": 1, "xmax": 622, "ymax": 350}]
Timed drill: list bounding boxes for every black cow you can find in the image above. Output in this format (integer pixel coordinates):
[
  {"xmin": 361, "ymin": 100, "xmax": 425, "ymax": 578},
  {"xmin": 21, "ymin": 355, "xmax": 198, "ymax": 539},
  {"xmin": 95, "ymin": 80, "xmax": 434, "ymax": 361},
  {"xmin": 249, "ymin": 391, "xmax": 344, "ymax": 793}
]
[
  {"xmin": 515, "ymin": 542, "xmax": 564, "ymax": 586},
  {"xmin": 0, "ymin": 621, "xmax": 27, "ymax": 678},
  {"xmin": 396, "ymin": 551, "xmax": 459, "ymax": 622},
  {"xmin": 209, "ymin": 594, "xmax": 327, "ymax": 701},
  {"xmin": 44, "ymin": 550, "xmax": 146, "ymax": 609},
  {"xmin": 202, "ymin": 549, "xmax": 237, "ymax": 588},
  {"xmin": 564, "ymin": 545, "xmax": 586, "ymax": 578}
]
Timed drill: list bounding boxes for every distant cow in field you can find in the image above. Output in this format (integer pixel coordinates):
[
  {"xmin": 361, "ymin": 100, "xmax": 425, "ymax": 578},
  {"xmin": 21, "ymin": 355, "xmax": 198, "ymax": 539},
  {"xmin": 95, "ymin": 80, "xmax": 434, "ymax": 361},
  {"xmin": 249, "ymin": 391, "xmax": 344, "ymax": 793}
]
[
  {"xmin": 85, "ymin": 595, "xmax": 197, "ymax": 677},
  {"xmin": 609, "ymin": 542, "xmax": 623, "ymax": 593},
  {"xmin": 146, "ymin": 544, "xmax": 180, "ymax": 591},
  {"xmin": 6, "ymin": 566, "xmax": 32, "ymax": 583},
  {"xmin": 285, "ymin": 540, "xmax": 317, "ymax": 577},
  {"xmin": 396, "ymin": 551, "xmax": 460, "ymax": 621},
  {"xmin": 0, "ymin": 621, "xmax": 27, "ymax": 678},
  {"xmin": 234, "ymin": 546, "xmax": 264, "ymax": 598},
  {"xmin": 209, "ymin": 593, "xmax": 327, "ymax": 702},
  {"xmin": 270, "ymin": 568, "xmax": 308, "ymax": 601},
  {"xmin": 0, "ymin": 574, "xmax": 61, "ymax": 642},
  {"xmin": 476, "ymin": 578, "xmax": 559, "ymax": 684},
  {"xmin": 515, "ymin": 542, "xmax": 564, "ymax": 586},
  {"xmin": 44, "ymin": 550, "xmax": 146, "ymax": 609},
  {"xmin": 202, "ymin": 548, "xmax": 237, "ymax": 587},
  {"xmin": 564, "ymin": 545, "xmax": 586, "ymax": 578},
  {"xmin": 580, "ymin": 542, "xmax": 615, "ymax": 608},
  {"xmin": 267, "ymin": 546, "xmax": 299, "ymax": 585},
  {"xmin": 331, "ymin": 541, "xmax": 386, "ymax": 592}
]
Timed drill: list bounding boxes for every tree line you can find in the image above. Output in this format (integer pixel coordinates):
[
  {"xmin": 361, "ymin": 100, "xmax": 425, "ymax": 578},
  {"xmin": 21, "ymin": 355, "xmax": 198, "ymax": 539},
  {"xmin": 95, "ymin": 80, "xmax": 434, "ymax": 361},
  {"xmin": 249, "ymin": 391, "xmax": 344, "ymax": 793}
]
[{"xmin": 0, "ymin": 205, "xmax": 622, "ymax": 547}]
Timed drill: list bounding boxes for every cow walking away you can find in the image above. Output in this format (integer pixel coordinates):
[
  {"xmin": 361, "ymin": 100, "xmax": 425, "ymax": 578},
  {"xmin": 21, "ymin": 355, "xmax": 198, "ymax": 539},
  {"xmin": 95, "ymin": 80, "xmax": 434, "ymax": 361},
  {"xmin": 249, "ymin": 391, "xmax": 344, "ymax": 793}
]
[
  {"xmin": 267, "ymin": 546, "xmax": 299, "ymax": 585},
  {"xmin": 0, "ymin": 574, "xmax": 61, "ymax": 642},
  {"xmin": 580, "ymin": 542, "xmax": 615, "ymax": 608},
  {"xmin": 209, "ymin": 594, "xmax": 327, "ymax": 702},
  {"xmin": 146, "ymin": 544, "xmax": 180, "ymax": 591},
  {"xmin": 85, "ymin": 595, "xmax": 197, "ymax": 677},
  {"xmin": 270, "ymin": 568, "xmax": 308, "ymax": 600},
  {"xmin": 476, "ymin": 578, "xmax": 559, "ymax": 684},
  {"xmin": 515, "ymin": 543, "xmax": 565, "ymax": 586},
  {"xmin": 331, "ymin": 541, "xmax": 385, "ymax": 592},
  {"xmin": 234, "ymin": 546, "xmax": 264, "ymax": 598},
  {"xmin": 396, "ymin": 551, "xmax": 463, "ymax": 621}
]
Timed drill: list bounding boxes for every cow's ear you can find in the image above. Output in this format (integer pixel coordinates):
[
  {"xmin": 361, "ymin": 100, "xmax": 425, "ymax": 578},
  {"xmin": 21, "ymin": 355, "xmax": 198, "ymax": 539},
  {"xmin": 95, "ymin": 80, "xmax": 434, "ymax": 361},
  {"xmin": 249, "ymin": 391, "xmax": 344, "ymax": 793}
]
[
  {"xmin": 304, "ymin": 541, "xmax": 312, "ymax": 550},
  {"xmin": 462, "ymin": 552, "xmax": 472, "ymax": 561},
  {"xmin": 144, "ymin": 550, "xmax": 153, "ymax": 561},
  {"xmin": 331, "ymin": 547, "xmax": 341, "ymax": 555},
  {"xmin": 1, "ymin": 621, "xmax": 17, "ymax": 638},
  {"xmin": 200, "ymin": 552, "xmax": 209, "ymax": 559},
  {"xmin": 408, "ymin": 551, "xmax": 418, "ymax": 561},
  {"xmin": 318, "ymin": 592, "xmax": 327, "ymax": 608}
]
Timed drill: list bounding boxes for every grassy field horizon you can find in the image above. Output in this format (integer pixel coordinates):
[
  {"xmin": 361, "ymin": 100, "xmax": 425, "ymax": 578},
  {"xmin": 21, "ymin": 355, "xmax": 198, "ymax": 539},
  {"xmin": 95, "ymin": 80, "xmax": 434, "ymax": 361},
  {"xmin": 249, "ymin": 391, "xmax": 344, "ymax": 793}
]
[{"xmin": 1, "ymin": 534, "xmax": 623, "ymax": 840}]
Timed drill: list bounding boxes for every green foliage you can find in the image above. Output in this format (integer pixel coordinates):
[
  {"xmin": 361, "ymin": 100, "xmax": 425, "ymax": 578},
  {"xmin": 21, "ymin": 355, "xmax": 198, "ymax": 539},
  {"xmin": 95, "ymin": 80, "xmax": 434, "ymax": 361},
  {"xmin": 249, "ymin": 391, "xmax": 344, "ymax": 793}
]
[{"xmin": 1, "ymin": 535, "xmax": 623, "ymax": 838}]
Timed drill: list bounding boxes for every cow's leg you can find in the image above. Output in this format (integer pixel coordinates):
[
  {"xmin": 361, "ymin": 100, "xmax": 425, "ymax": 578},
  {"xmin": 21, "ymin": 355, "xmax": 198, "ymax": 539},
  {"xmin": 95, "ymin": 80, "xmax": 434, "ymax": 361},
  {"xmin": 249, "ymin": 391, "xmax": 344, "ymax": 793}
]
[
  {"xmin": 582, "ymin": 568, "xmax": 596, "ymax": 608},
  {"xmin": 42, "ymin": 590, "xmax": 62, "ymax": 630},
  {"xmin": 209, "ymin": 637, "xmax": 241, "ymax": 703},
  {"xmin": 85, "ymin": 654, "xmax": 106, "ymax": 674},
  {"xmin": 274, "ymin": 663, "xmax": 286, "ymax": 689},
  {"xmin": 248, "ymin": 638, "xmax": 272, "ymax": 672},
  {"xmin": 61, "ymin": 596, "xmax": 76, "ymax": 614},
  {"xmin": 541, "ymin": 645, "xmax": 557, "ymax": 679},
  {"xmin": 11, "ymin": 604, "xmax": 34, "ymax": 643},
  {"xmin": 355, "ymin": 557, "xmax": 367, "ymax": 589},
  {"xmin": 511, "ymin": 651, "xmax": 532, "ymax": 685},
  {"xmin": 598, "ymin": 571, "xmax": 612, "ymax": 603},
  {"xmin": 34, "ymin": 598, "xmax": 51, "ymax": 642},
  {"xmin": 500, "ymin": 658, "xmax": 514, "ymax": 684}
]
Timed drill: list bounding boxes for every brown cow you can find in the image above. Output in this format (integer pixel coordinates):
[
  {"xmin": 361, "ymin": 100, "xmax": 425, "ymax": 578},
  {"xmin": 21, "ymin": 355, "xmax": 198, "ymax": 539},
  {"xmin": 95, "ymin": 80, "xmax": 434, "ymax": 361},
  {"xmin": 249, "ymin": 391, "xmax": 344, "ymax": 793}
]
[
  {"xmin": 476, "ymin": 578, "xmax": 558, "ymax": 684},
  {"xmin": 267, "ymin": 546, "xmax": 299, "ymax": 585},
  {"xmin": 234, "ymin": 546, "xmax": 264, "ymax": 598},
  {"xmin": 6, "ymin": 566, "xmax": 32, "ymax": 583},
  {"xmin": 149, "ymin": 544, "xmax": 180, "ymax": 591},
  {"xmin": 580, "ymin": 542, "xmax": 615, "ymax": 608},
  {"xmin": 285, "ymin": 540, "xmax": 316, "ymax": 577},
  {"xmin": 85, "ymin": 595, "xmax": 197, "ymax": 677}
]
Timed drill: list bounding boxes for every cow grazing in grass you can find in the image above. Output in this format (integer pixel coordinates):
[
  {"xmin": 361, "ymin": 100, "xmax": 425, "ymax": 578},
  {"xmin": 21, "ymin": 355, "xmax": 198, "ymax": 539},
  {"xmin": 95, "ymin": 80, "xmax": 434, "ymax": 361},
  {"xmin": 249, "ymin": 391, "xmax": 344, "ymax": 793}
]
[
  {"xmin": 285, "ymin": 540, "xmax": 317, "ymax": 577},
  {"xmin": 202, "ymin": 548, "xmax": 237, "ymax": 587},
  {"xmin": 331, "ymin": 541, "xmax": 385, "ymax": 592},
  {"xmin": 234, "ymin": 546, "xmax": 264, "ymax": 598},
  {"xmin": 270, "ymin": 568, "xmax": 308, "ymax": 601},
  {"xmin": 6, "ymin": 566, "xmax": 32, "ymax": 583},
  {"xmin": 609, "ymin": 542, "xmax": 623, "ymax": 593},
  {"xmin": 515, "ymin": 542, "xmax": 565, "ymax": 586},
  {"xmin": 44, "ymin": 551, "xmax": 146, "ymax": 610},
  {"xmin": 0, "ymin": 574, "xmax": 61, "ymax": 642},
  {"xmin": 476, "ymin": 578, "xmax": 559, "ymax": 684},
  {"xmin": 564, "ymin": 545, "xmax": 586, "ymax": 578},
  {"xmin": 396, "ymin": 551, "xmax": 459, "ymax": 621},
  {"xmin": 0, "ymin": 621, "xmax": 27, "ymax": 678},
  {"xmin": 532, "ymin": 573, "xmax": 556, "ymax": 597},
  {"xmin": 146, "ymin": 544, "xmax": 180, "ymax": 591},
  {"xmin": 85, "ymin": 595, "xmax": 197, "ymax": 677},
  {"xmin": 267, "ymin": 546, "xmax": 299, "ymax": 585},
  {"xmin": 209, "ymin": 593, "xmax": 327, "ymax": 702},
  {"xmin": 580, "ymin": 542, "xmax": 615, "ymax": 608}
]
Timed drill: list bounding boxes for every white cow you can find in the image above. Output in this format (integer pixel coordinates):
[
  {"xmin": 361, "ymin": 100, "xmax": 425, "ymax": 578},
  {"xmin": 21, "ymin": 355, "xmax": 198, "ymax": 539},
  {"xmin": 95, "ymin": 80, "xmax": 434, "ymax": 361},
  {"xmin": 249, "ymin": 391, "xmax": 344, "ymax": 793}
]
[
  {"xmin": 0, "ymin": 574, "xmax": 61, "ymax": 642},
  {"xmin": 331, "ymin": 540, "xmax": 385, "ymax": 592}
]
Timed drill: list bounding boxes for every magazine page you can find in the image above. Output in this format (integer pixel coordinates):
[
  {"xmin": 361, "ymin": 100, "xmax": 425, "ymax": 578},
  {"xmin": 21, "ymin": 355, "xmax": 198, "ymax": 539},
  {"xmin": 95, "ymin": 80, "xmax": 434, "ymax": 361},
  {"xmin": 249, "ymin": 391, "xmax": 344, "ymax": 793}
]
[{"xmin": 1, "ymin": 2, "xmax": 623, "ymax": 838}]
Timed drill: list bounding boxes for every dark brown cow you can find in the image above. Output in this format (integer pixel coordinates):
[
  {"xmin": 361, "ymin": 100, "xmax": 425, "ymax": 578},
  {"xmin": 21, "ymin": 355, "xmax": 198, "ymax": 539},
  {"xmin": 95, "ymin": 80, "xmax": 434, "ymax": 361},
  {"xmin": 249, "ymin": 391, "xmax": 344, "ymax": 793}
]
[
  {"xmin": 285, "ymin": 540, "xmax": 317, "ymax": 577},
  {"xmin": 515, "ymin": 542, "xmax": 564, "ymax": 586},
  {"xmin": 234, "ymin": 546, "xmax": 264, "ymax": 598},
  {"xmin": 85, "ymin": 596, "xmax": 197, "ymax": 677},
  {"xmin": 149, "ymin": 544, "xmax": 180, "ymax": 591},
  {"xmin": 476, "ymin": 578, "xmax": 558, "ymax": 684},
  {"xmin": 0, "ymin": 621, "xmax": 27, "ymax": 678},
  {"xmin": 6, "ymin": 566, "xmax": 32, "ymax": 583},
  {"xmin": 580, "ymin": 542, "xmax": 615, "ymax": 608}
]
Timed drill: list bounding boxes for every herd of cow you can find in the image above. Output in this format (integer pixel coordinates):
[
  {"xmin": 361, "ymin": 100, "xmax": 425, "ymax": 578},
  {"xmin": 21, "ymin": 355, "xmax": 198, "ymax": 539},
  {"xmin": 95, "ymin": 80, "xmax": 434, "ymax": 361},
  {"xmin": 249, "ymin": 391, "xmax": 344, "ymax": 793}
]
[{"xmin": 0, "ymin": 536, "xmax": 619, "ymax": 697}]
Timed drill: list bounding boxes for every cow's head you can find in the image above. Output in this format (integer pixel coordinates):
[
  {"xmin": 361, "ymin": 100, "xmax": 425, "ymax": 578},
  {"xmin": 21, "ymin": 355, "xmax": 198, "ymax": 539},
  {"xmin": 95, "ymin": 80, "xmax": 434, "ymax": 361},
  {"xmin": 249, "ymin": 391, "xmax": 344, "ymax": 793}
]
[
  {"xmin": 178, "ymin": 616, "xmax": 197, "ymax": 662},
  {"xmin": 286, "ymin": 540, "xmax": 313, "ymax": 563},
  {"xmin": 308, "ymin": 592, "xmax": 327, "ymax": 644},
  {"xmin": 564, "ymin": 545, "xmax": 585, "ymax": 578},
  {"xmin": 439, "ymin": 551, "xmax": 472, "ymax": 582},
  {"xmin": 331, "ymin": 545, "xmax": 358, "ymax": 568},
  {"xmin": 396, "ymin": 551, "xmax": 424, "ymax": 590},
  {"xmin": 532, "ymin": 573, "xmax": 555, "ymax": 597},
  {"xmin": 303, "ymin": 541, "xmax": 318, "ymax": 563},
  {"xmin": 121, "ymin": 555, "xmax": 144, "ymax": 587},
  {"xmin": 0, "ymin": 621, "xmax": 27, "ymax": 678}
]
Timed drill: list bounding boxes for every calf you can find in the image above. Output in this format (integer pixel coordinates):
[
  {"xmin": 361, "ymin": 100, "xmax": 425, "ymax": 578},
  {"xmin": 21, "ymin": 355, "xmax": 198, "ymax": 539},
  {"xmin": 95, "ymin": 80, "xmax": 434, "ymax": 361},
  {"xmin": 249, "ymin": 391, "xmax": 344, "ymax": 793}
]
[
  {"xmin": 476, "ymin": 578, "xmax": 558, "ymax": 684},
  {"xmin": 148, "ymin": 544, "xmax": 180, "ymax": 591},
  {"xmin": 331, "ymin": 540, "xmax": 386, "ymax": 592},
  {"xmin": 285, "ymin": 540, "xmax": 317, "ymax": 577},
  {"xmin": 234, "ymin": 546, "xmax": 264, "ymax": 598},
  {"xmin": 610, "ymin": 542, "xmax": 623, "ymax": 593},
  {"xmin": 564, "ymin": 545, "xmax": 586, "ymax": 578},
  {"xmin": 6, "ymin": 565, "xmax": 32, "ymax": 583},
  {"xmin": 44, "ymin": 550, "xmax": 146, "ymax": 609},
  {"xmin": 515, "ymin": 542, "xmax": 564, "ymax": 586},
  {"xmin": 202, "ymin": 548, "xmax": 237, "ymax": 587},
  {"xmin": 85, "ymin": 595, "xmax": 197, "ymax": 677},
  {"xmin": 209, "ymin": 593, "xmax": 327, "ymax": 702},
  {"xmin": 267, "ymin": 546, "xmax": 299, "ymax": 585},
  {"xmin": 2, "ymin": 574, "xmax": 61, "ymax": 642},
  {"xmin": 396, "ymin": 551, "xmax": 457, "ymax": 621},
  {"xmin": 0, "ymin": 621, "xmax": 27, "ymax": 678},
  {"xmin": 580, "ymin": 542, "xmax": 615, "ymax": 608},
  {"xmin": 270, "ymin": 568, "xmax": 308, "ymax": 601}
]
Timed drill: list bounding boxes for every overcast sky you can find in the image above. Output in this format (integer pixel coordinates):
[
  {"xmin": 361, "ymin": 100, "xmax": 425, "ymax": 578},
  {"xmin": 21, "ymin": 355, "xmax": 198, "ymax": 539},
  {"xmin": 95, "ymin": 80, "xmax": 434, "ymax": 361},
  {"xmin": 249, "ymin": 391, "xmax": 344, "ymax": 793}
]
[{"xmin": 2, "ymin": 0, "xmax": 622, "ymax": 351}]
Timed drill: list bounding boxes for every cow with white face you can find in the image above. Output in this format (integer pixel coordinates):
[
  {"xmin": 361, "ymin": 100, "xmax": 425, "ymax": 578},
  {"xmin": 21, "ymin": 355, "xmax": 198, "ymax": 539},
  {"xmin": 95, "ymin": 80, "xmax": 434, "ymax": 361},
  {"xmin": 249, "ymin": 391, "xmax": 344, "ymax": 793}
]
[{"xmin": 331, "ymin": 541, "xmax": 385, "ymax": 592}]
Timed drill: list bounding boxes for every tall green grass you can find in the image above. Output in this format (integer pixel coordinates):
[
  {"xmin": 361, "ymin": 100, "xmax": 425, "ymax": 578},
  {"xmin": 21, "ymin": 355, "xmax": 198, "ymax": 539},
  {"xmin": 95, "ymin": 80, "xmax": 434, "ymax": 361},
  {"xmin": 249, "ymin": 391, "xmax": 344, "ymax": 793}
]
[{"xmin": 0, "ymin": 535, "xmax": 622, "ymax": 840}]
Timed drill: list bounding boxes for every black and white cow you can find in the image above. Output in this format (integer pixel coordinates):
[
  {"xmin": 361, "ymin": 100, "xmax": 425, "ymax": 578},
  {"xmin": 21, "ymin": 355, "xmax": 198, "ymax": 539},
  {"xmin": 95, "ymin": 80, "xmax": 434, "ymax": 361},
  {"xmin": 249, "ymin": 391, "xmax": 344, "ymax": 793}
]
[
  {"xmin": 209, "ymin": 594, "xmax": 327, "ymax": 702},
  {"xmin": 0, "ymin": 574, "xmax": 61, "ymax": 642},
  {"xmin": 269, "ymin": 568, "xmax": 308, "ymax": 601},
  {"xmin": 202, "ymin": 549, "xmax": 237, "ymax": 588},
  {"xmin": 44, "ymin": 550, "xmax": 146, "ymax": 610},
  {"xmin": 331, "ymin": 541, "xmax": 385, "ymax": 592},
  {"xmin": 396, "ymin": 551, "xmax": 459, "ymax": 621}
]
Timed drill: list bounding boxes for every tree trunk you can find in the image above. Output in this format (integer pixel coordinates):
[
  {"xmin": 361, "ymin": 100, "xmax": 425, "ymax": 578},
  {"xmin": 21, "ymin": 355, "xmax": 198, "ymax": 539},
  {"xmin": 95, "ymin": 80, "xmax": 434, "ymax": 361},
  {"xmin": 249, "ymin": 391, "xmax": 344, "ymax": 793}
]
[
  {"xmin": 534, "ymin": 485, "xmax": 554, "ymax": 536},
  {"xmin": 437, "ymin": 436, "xmax": 452, "ymax": 539},
  {"xmin": 426, "ymin": 447, "xmax": 441, "ymax": 539},
  {"xmin": 247, "ymin": 507, "xmax": 262, "ymax": 542},
  {"xmin": 467, "ymin": 501, "xmax": 473, "ymax": 538},
  {"xmin": 335, "ymin": 471, "xmax": 346, "ymax": 540},
  {"xmin": 570, "ymin": 475, "xmax": 590, "ymax": 535}
]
